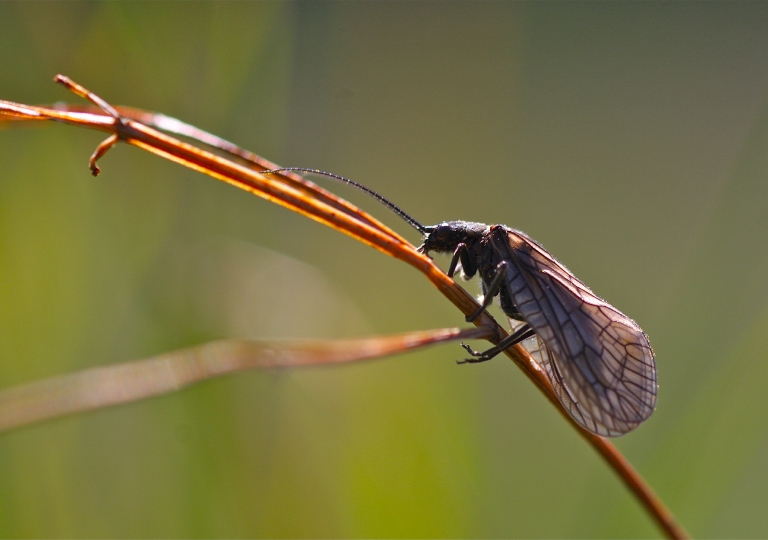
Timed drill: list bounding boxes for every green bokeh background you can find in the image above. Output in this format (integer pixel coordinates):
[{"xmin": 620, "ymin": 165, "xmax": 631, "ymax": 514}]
[{"xmin": 2, "ymin": 2, "xmax": 768, "ymax": 537}]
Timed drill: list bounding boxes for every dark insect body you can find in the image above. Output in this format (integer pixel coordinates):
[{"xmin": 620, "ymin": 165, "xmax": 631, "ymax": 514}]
[
  {"xmin": 263, "ymin": 168, "xmax": 658, "ymax": 437},
  {"xmin": 422, "ymin": 220, "xmax": 656, "ymax": 437}
]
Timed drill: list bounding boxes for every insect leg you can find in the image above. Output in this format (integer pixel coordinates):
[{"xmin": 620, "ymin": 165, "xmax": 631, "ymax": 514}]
[
  {"xmin": 466, "ymin": 260, "xmax": 509, "ymax": 322},
  {"xmin": 446, "ymin": 243, "xmax": 468, "ymax": 278},
  {"xmin": 457, "ymin": 323, "xmax": 535, "ymax": 364}
]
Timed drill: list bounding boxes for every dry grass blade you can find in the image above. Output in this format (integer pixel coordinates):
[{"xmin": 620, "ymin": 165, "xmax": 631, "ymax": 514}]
[
  {"xmin": 0, "ymin": 327, "xmax": 492, "ymax": 433},
  {"xmin": 0, "ymin": 76, "xmax": 688, "ymax": 539}
]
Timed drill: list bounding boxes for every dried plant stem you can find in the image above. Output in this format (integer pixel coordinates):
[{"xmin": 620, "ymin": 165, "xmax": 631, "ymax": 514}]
[
  {"xmin": 0, "ymin": 76, "xmax": 688, "ymax": 539},
  {"xmin": 0, "ymin": 328, "xmax": 493, "ymax": 433}
]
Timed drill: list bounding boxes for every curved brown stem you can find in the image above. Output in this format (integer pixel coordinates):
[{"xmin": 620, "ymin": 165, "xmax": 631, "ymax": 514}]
[
  {"xmin": 0, "ymin": 77, "xmax": 688, "ymax": 539},
  {"xmin": 0, "ymin": 327, "xmax": 495, "ymax": 433}
]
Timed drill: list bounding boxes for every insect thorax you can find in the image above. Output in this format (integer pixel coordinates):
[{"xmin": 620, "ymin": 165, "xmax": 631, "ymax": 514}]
[{"xmin": 422, "ymin": 221, "xmax": 490, "ymax": 254}]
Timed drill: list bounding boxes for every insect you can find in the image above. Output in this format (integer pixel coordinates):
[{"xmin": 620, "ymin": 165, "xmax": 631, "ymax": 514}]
[{"xmin": 264, "ymin": 168, "xmax": 657, "ymax": 437}]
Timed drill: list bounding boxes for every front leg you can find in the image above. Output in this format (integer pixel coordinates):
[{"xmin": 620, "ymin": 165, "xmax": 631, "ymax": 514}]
[
  {"xmin": 466, "ymin": 260, "xmax": 509, "ymax": 322},
  {"xmin": 446, "ymin": 243, "xmax": 478, "ymax": 279}
]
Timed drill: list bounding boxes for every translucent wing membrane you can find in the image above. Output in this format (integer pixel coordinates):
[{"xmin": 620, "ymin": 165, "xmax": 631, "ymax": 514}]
[{"xmin": 496, "ymin": 228, "xmax": 657, "ymax": 437}]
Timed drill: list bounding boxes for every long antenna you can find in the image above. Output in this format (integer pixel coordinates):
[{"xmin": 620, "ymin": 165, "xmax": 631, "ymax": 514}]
[{"xmin": 261, "ymin": 167, "xmax": 432, "ymax": 234}]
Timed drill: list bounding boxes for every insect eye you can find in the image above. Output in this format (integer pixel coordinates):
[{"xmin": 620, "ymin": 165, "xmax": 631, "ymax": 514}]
[{"xmin": 436, "ymin": 228, "xmax": 448, "ymax": 240}]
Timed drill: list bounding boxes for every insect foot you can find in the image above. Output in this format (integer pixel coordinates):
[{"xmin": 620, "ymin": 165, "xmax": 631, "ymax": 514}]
[{"xmin": 457, "ymin": 342, "xmax": 495, "ymax": 364}]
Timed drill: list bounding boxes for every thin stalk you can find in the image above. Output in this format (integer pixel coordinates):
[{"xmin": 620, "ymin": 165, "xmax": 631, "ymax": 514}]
[
  {"xmin": 0, "ymin": 327, "xmax": 494, "ymax": 433},
  {"xmin": 0, "ymin": 76, "xmax": 688, "ymax": 539}
]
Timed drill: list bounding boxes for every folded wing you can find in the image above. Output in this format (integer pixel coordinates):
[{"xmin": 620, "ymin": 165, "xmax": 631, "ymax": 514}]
[{"xmin": 498, "ymin": 230, "xmax": 657, "ymax": 437}]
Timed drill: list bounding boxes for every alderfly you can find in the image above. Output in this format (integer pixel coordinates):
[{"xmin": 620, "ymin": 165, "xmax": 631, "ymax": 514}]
[{"xmin": 264, "ymin": 168, "xmax": 657, "ymax": 437}]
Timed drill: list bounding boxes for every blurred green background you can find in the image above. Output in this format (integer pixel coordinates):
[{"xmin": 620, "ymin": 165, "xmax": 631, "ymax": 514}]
[{"xmin": 1, "ymin": 1, "xmax": 768, "ymax": 537}]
